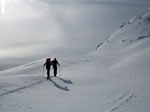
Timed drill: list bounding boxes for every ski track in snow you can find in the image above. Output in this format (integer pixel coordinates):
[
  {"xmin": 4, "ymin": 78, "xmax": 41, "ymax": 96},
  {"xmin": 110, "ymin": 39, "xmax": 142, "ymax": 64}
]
[{"xmin": 108, "ymin": 93, "xmax": 136, "ymax": 112}]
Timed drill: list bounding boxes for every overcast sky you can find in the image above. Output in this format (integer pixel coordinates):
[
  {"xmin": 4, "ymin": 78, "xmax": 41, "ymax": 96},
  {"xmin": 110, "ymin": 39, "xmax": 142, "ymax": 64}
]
[{"xmin": 0, "ymin": 0, "xmax": 150, "ymax": 70}]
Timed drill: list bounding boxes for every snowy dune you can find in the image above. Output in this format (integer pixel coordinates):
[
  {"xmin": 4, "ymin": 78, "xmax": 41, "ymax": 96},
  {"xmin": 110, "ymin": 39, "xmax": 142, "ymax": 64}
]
[{"xmin": 0, "ymin": 9, "xmax": 150, "ymax": 112}]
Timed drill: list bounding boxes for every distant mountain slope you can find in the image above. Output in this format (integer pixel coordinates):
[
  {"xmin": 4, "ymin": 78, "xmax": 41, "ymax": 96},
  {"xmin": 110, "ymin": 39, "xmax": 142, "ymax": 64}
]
[{"xmin": 94, "ymin": 9, "xmax": 150, "ymax": 55}]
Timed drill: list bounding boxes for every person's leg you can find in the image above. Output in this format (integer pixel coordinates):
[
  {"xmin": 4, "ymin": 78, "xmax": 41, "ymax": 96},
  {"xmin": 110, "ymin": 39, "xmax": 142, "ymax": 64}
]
[
  {"xmin": 47, "ymin": 69, "xmax": 50, "ymax": 79},
  {"xmin": 54, "ymin": 67, "xmax": 57, "ymax": 77}
]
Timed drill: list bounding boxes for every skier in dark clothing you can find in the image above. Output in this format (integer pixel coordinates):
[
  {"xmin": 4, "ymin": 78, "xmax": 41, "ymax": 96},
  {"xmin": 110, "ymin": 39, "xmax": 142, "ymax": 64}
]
[
  {"xmin": 52, "ymin": 58, "xmax": 60, "ymax": 77},
  {"xmin": 43, "ymin": 58, "xmax": 52, "ymax": 79}
]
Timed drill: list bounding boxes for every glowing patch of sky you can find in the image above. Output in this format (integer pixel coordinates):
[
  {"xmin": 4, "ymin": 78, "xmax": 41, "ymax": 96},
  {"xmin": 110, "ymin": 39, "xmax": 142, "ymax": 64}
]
[{"xmin": 0, "ymin": 0, "xmax": 6, "ymax": 15}]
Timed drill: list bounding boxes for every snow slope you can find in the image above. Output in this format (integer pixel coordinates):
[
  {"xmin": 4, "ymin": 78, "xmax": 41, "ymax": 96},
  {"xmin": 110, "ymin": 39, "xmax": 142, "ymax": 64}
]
[{"xmin": 0, "ymin": 9, "xmax": 150, "ymax": 112}]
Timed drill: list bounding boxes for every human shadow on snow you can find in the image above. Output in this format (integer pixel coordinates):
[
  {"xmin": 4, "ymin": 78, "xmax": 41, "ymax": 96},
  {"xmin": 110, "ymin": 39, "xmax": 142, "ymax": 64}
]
[
  {"xmin": 0, "ymin": 79, "xmax": 47, "ymax": 97},
  {"xmin": 48, "ymin": 78, "xmax": 70, "ymax": 91},
  {"xmin": 0, "ymin": 77, "xmax": 72, "ymax": 96},
  {"xmin": 57, "ymin": 77, "xmax": 73, "ymax": 84}
]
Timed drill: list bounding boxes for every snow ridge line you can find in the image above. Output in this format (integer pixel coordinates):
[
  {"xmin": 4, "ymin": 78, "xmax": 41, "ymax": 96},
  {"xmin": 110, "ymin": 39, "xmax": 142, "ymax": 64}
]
[
  {"xmin": 0, "ymin": 79, "xmax": 47, "ymax": 97},
  {"xmin": 109, "ymin": 93, "xmax": 135, "ymax": 112}
]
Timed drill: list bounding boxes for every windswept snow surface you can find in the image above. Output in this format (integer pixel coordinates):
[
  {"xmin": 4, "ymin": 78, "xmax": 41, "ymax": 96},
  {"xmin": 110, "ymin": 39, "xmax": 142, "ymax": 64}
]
[{"xmin": 0, "ymin": 10, "xmax": 150, "ymax": 112}]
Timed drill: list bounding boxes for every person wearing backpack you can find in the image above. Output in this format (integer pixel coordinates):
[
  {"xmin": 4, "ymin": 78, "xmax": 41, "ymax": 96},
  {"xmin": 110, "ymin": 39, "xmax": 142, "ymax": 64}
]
[
  {"xmin": 52, "ymin": 58, "xmax": 60, "ymax": 77},
  {"xmin": 43, "ymin": 58, "xmax": 52, "ymax": 79}
]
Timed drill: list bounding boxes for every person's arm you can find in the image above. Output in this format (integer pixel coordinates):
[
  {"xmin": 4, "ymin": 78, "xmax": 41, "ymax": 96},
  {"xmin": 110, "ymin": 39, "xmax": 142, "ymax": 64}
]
[
  {"xmin": 50, "ymin": 61, "xmax": 53, "ymax": 66},
  {"xmin": 57, "ymin": 61, "xmax": 60, "ymax": 66},
  {"xmin": 43, "ymin": 63, "xmax": 46, "ymax": 66}
]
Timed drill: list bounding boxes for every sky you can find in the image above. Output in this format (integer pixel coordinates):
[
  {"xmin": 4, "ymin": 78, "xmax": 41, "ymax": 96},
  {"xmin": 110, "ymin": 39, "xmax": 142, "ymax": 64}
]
[{"xmin": 0, "ymin": 0, "xmax": 150, "ymax": 70}]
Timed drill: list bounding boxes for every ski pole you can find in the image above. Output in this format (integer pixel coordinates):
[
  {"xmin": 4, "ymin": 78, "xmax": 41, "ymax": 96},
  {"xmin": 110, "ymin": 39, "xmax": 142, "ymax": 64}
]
[
  {"xmin": 59, "ymin": 65, "xmax": 61, "ymax": 77},
  {"xmin": 42, "ymin": 66, "xmax": 45, "ymax": 77}
]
